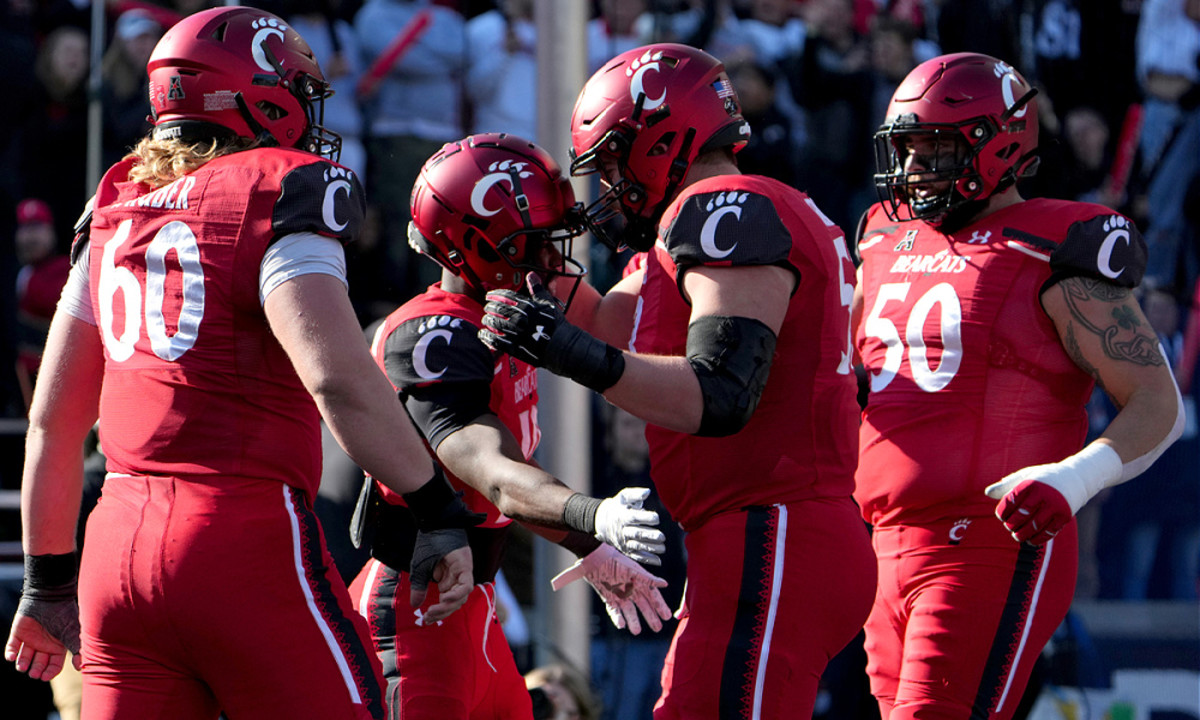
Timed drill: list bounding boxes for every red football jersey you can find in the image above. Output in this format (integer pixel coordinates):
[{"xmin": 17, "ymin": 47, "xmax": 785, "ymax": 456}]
[
  {"xmin": 855, "ymin": 198, "xmax": 1148, "ymax": 526},
  {"xmin": 633, "ymin": 174, "xmax": 860, "ymax": 531},
  {"xmin": 368, "ymin": 284, "xmax": 540, "ymax": 528},
  {"xmin": 86, "ymin": 147, "xmax": 366, "ymax": 496}
]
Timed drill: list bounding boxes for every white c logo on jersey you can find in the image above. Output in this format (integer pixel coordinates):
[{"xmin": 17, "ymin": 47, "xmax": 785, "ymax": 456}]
[
  {"xmin": 251, "ymin": 27, "xmax": 287, "ymax": 73},
  {"xmin": 413, "ymin": 328, "xmax": 452, "ymax": 380},
  {"xmin": 470, "ymin": 172, "xmax": 512, "ymax": 217},
  {"xmin": 700, "ymin": 205, "xmax": 741, "ymax": 259},
  {"xmin": 1098, "ymin": 228, "xmax": 1129, "ymax": 280},
  {"xmin": 322, "ymin": 179, "xmax": 352, "ymax": 232}
]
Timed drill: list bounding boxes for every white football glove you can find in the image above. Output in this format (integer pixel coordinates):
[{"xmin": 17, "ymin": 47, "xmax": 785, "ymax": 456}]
[
  {"xmin": 552, "ymin": 544, "xmax": 672, "ymax": 635},
  {"xmin": 594, "ymin": 487, "xmax": 667, "ymax": 565}
]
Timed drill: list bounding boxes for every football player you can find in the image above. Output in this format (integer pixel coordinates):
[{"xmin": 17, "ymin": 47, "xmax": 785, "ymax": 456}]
[
  {"xmin": 4, "ymin": 8, "xmax": 479, "ymax": 719},
  {"xmin": 478, "ymin": 44, "xmax": 877, "ymax": 719},
  {"xmin": 852, "ymin": 53, "xmax": 1185, "ymax": 719},
  {"xmin": 348, "ymin": 132, "xmax": 671, "ymax": 719}
]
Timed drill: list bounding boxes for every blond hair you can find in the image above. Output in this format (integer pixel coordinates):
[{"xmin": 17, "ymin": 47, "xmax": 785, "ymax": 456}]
[{"xmin": 124, "ymin": 135, "xmax": 259, "ymax": 188}]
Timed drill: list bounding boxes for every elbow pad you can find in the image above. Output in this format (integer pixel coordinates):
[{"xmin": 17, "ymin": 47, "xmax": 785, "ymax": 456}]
[{"xmin": 686, "ymin": 315, "xmax": 778, "ymax": 437}]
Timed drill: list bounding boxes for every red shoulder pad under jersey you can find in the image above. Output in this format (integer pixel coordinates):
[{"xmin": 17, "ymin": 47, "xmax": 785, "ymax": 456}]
[
  {"xmin": 270, "ymin": 157, "xmax": 365, "ymax": 244},
  {"xmin": 661, "ymin": 188, "xmax": 792, "ymax": 270},
  {"xmin": 379, "ymin": 313, "xmax": 493, "ymax": 392},
  {"xmin": 1048, "ymin": 208, "xmax": 1147, "ymax": 289}
]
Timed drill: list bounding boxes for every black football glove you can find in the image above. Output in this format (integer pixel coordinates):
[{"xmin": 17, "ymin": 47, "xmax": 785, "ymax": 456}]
[
  {"xmin": 479, "ymin": 273, "xmax": 625, "ymax": 393},
  {"xmin": 18, "ymin": 554, "xmax": 81, "ymax": 655},
  {"xmin": 402, "ymin": 468, "xmax": 486, "ymax": 597}
]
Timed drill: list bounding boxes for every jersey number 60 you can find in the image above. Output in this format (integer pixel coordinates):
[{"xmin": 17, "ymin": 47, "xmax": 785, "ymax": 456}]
[{"xmin": 99, "ymin": 219, "xmax": 206, "ymax": 363}]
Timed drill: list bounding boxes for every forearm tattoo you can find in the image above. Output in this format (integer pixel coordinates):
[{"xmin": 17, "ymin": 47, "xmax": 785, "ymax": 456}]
[{"xmin": 1057, "ymin": 278, "xmax": 1165, "ymax": 370}]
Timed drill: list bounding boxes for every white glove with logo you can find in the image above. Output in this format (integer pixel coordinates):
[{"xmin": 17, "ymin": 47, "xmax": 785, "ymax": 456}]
[
  {"xmin": 594, "ymin": 487, "xmax": 666, "ymax": 565},
  {"xmin": 552, "ymin": 544, "xmax": 672, "ymax": 635}
]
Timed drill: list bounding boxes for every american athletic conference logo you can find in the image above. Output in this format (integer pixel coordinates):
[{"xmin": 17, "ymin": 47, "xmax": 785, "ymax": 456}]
[
  {"xmin": 626, "ymin": 49, "xmax": 667, "ymax": 110},
  {"xmin": 700, "ymin": 191, "xmax": 748, "ymax": 259},
  {"xmin": 470, "ymin": 161, "xmax": 533, "ymax": 217}
]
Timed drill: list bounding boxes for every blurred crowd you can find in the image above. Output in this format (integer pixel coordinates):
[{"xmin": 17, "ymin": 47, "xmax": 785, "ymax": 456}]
[{"xmin": 0, "ymin": 0, "xmax": 1197, "ymax": 716}]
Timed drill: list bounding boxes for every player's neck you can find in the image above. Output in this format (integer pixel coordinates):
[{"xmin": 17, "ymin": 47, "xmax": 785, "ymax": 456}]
[
  {"xmin": 682, "ymin": 153, "xmax": 740, "ymax": 189},
  {"xmin": 974, "ymin": 188, "xmax": 1024, "ymax": 222}
]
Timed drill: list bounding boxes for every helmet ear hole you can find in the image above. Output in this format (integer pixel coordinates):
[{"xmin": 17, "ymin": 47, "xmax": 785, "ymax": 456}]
[{"xmin": 256, "ymin": 101, "xmax": 287, "ymax": 121}]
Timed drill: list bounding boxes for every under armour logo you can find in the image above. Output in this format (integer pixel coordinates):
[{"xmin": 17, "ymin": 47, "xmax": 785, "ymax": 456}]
[
  {"xmin": 967, "ymin": 230, "xmax": 992, "ymax": 244},
  {"xmin": 532, "ymin": 325, "xmax": 550, "ymax": 342}
]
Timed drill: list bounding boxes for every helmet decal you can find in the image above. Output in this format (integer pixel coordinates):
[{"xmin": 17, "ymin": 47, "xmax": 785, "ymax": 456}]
[
  {"xmin": 627, "ymin": 49, "xmax": 667, "ymax": 111},
  {"xmin": 995, "ymin": 61, "xmax": 1028, "ymax": 119},
  {"xmin": 250, "ymin": 17, "xmax": 288, "ymax": 73},
  {"xmin": 470, "ymin": 161, "xmax": 533, "ymax": 218}
]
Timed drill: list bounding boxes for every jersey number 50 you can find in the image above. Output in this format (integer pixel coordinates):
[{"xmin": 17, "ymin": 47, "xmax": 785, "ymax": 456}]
[
  {"xmin": 863, "ymin": 281, "xmax": 963, "ymax": 393},
  {"xmin": 99, "ymin": 219, "xmax": 206, "ymax": 363}
]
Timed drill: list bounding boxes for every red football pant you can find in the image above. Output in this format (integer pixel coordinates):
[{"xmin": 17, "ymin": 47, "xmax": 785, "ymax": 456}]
[
  {"xmin": 865, "ymin": 516, "xmax": 1078, "ymax": 720},
  {"xmin": 78, "ymin": 474, "xmax": 385, "ymax": 720},
  {"xmin": 655, "ymin": 497, "xmax": 876, "ymax": 720},
  {"xmin": 349, "ymin": 560, "xmax": 532, "ymax": 719}
]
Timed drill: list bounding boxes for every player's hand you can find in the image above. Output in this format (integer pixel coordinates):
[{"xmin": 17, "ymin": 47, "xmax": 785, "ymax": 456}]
[
  {"xmin": 409, "ymin": 529, "xmax": 471, "ymax": 614},
  {"xmin": 480, "ymin": 274, "xmax": 568, "ymax": 368},
  {"xmin": 595, "ymin": 487, "xmax": 666, "ymax": 566},
  {"xmin": 413, "ymin": 544, "xmax": 474, "ymax": 625},
  {"xmin": 986, "ymin": 473, "xmax": 1074, "ymax": 545},
  {"xmin": 480, "ymin": 273, "xmax": 625, "ymax": 392},
  {"xmin": 5, "ymin": 594, "xmax": 81, "ymax": 681},
  {"xmin": 551, "ymin": 544, "xmax": 672, "ymax": 635}
]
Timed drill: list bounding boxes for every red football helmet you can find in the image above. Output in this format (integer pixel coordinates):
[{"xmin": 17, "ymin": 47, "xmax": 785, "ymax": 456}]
[
  {"xmin": 408, "ymin": 133, "xmax": 588, "ymax": 294},
  {"xmin": 147, "ymin": 7, "xmax": 340, "ymax": 159},
  {"xmin": 569, "ymin": 43, "xmax": 750, "ymax": 251},
  {"xmin": 873, "ymin": 52, "xmax": 1040, "ymax": 226}
]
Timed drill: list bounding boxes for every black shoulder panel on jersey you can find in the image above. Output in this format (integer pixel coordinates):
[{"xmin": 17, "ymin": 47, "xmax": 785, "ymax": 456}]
[
  {"xmin": 1046, "ymin": 212, "xmax": 1147, "ymax": 290},
  {"xmin": 70, "ymin": 203, "xmax": 94, "ymax": 266},
  {"xmin": 404, "ymin": 381, "xmax": 493, "ymax": 452},
  {"xmin": 272, "ymin": 161, "xmax": 366, "ymax": 244},
  {"xmin": 381, "ymin": 314, "xmax": 494, "ymax": 391},
  {"xmin": 663, "ymin": 190, "xmax": 792, "ymax": 269},
  {"xmin": 851, "ymin": 208, "xmax": 871, "ymax": 267}
]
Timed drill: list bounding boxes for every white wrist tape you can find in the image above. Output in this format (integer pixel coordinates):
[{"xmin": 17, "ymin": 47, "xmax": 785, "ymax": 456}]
[{"xmin": 1049, "ymin": 443, "xmax": 1123, "ymax": 515}]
